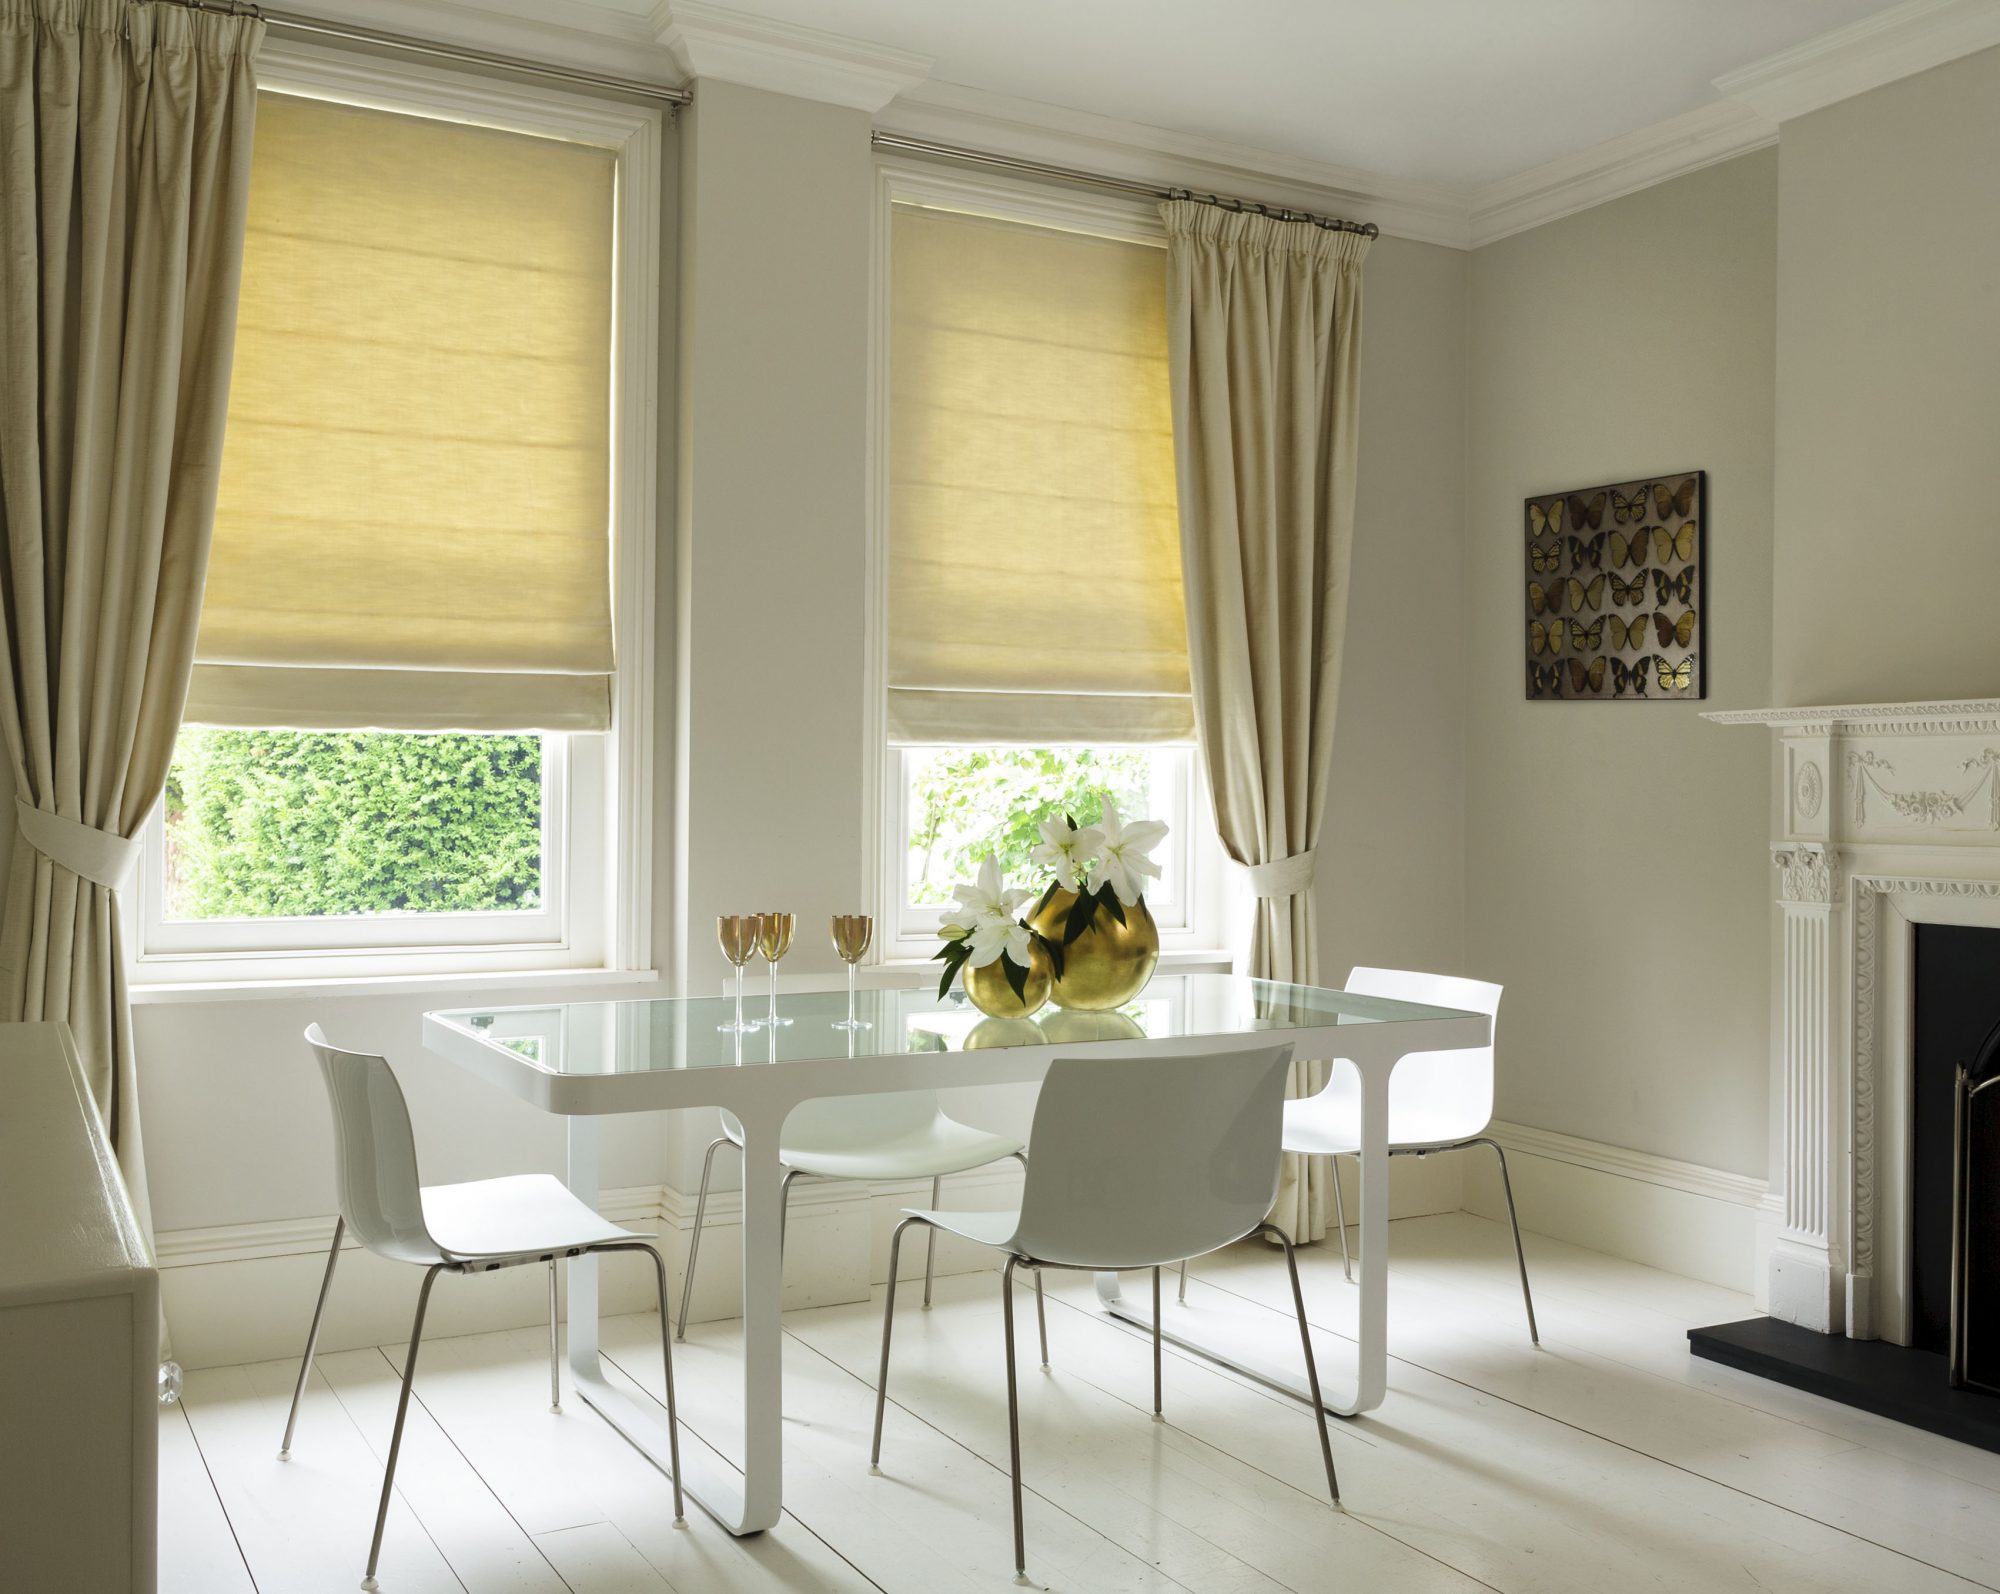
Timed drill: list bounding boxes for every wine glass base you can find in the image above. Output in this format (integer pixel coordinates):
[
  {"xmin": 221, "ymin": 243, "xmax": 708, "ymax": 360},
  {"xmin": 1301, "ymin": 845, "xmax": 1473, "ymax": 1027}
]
[
  {"xmin": 831, "ymin": 1018, "xmax": 872, "ymax": 1030},
  {"xmin": 717, "ymin": 1020, "xmax": 763, "ymax": 1033}
]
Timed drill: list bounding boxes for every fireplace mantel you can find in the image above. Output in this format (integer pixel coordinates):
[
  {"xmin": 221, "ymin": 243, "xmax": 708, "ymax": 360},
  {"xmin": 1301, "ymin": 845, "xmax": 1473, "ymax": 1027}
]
[{"xmin": 1714, "ymin": 700, "xmax": 2000, "ymax": 1340}]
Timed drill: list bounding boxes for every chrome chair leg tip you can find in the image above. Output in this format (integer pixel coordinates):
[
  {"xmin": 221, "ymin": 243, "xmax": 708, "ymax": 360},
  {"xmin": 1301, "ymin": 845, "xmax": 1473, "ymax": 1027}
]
[
  {"xmin": 1013, "ymin": 1571, "xmax": 1034, "ymax": 1586},
  {"xmin": 549, "ymin": 1402, "xmax": 562, "ymax": 1413},
  {"xmin": 276, "ymin": 1449, "xmax": 290, "ymax": 1462},
  {"xmin": 673, "ymin": 1514, "xmax": 687, "ymax": 1527},
  {"xmin": 1040, "ymin": 1361, "xmax": 1050, "ymax": 1372},
  {"xmin": 1150, "ymin": 1411, "xmax": 1165, "ymax": 1424},
  {"xmin": 360, "ymin": 1578, "xmax": 380, "ymax": 1591},
  {"xmin": 869, "ymin": 1462, "xmax": 883, "ymax": 1474}
]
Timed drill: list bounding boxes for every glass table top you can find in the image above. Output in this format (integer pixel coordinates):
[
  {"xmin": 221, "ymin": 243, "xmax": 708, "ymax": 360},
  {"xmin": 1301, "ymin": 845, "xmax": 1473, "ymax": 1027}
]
[{"xmin": 428, "ymin": 973, "xmax": 1480, "ymax": 1077}]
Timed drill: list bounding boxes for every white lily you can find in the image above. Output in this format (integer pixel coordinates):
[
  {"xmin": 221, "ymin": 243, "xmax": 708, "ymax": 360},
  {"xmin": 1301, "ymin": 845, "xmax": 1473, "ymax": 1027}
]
[
  {"xmin": 944, "ymin": 855, "xmax": 1031, "ymax": 938},
  {"xmin": 1094, "ymin": 798, "xmax": 1168, "ymax": 905},
  {"xmin": 964, "ymin": 913, "xmax": 1034, "ymax": 970},
  {"xmin": 1028, "ymin": 816, "xmax": 1104, "ymax": 891}
]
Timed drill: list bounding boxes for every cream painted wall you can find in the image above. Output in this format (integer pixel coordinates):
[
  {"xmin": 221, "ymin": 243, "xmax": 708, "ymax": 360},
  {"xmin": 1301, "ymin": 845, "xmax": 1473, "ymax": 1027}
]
[
  {"xmin": 1464, "ymin": 151, "xmax": 1779, "ymax": 1178},
  {"xmin": 1317, "ymin": 235, "xmax": 1469, "ymax": 985},
  {"xmin": 1771, "ymin": 46, "xmax": 2000, "ymax": 706}
]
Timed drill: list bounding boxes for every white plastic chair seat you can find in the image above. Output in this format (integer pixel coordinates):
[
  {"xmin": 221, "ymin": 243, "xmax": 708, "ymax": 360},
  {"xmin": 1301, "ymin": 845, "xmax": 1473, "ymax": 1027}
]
[
  {"xmin": 421, "ymin": 1173, "xmax": 642, "ymax": 1264},
  {"xmin": 1282, "ymin": 1090, "xmax": 1479, "ymax": 1157},
  {"xmin": 900, "ymin": 1205, "xmax": 1021, "ymax": 1251},
  {"xmin": 760, "ymin": 1118, "xmax": 1023, "ymax": 1181}
]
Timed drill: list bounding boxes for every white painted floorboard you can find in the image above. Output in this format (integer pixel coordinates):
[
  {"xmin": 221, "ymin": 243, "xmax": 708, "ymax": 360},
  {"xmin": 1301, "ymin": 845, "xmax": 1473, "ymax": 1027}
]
[{"xmin": 156, "ymin": 1214, "xmax": 2000, "ymax": 1594}]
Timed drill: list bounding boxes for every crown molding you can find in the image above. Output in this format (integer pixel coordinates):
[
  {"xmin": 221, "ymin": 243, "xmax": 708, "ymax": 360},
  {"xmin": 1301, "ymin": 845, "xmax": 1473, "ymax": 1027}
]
[
  {"xmin": 876, "ymin": 79, "xmax": 1471, "ymax": 249},
  {"xmin": 650, "ymin": 0, "xmax": 931, "ymax": 112},
  {"xmin": 283, "ymin": 0, "xmax": 685, "ymax": 85},
  {"xmin": 1714, "ymin": 0, "xmax": 2000, "ymax": 123},
  {"xmin": 1466, "ymin": 99, "xmax": 1775, "ymax": 247}
]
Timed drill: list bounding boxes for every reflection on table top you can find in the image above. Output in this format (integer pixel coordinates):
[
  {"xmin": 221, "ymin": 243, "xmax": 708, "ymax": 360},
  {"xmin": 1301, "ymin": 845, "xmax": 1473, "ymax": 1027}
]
[{"xmin": 427, "ymin": 973, "xmax": 1481, "ymax": 1078}]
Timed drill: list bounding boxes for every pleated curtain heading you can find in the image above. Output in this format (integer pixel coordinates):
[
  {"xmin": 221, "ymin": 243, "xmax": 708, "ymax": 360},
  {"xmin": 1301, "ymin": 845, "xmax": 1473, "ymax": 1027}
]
[
  {"xmin": 887, "ymin": 204, "xmax": 1192, "ymax": 744},
  {"xmin": 186, "ymin": 91, "xmax": 618, "ymax": 734}
]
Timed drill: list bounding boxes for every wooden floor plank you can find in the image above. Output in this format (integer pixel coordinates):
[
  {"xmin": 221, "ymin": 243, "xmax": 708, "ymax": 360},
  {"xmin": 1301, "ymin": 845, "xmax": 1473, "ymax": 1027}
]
[
  {"xmin": 160, "ymin": 1400, "xmax": 259, "ymax": 1594},
  {"xmin": 533, "ymin": 1523, "xmax": 678, "ymax": 1593}
]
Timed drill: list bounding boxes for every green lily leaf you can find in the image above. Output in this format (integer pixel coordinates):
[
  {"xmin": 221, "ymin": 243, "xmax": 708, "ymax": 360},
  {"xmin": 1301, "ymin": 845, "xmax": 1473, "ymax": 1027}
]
[
  {"xmin": 1100, "ymin": 887, "xmax": 1127, "ymax": 928},
  {"xmin": 1002, "ymin": 952, "xmax": 1029, "ymax": 1003}
]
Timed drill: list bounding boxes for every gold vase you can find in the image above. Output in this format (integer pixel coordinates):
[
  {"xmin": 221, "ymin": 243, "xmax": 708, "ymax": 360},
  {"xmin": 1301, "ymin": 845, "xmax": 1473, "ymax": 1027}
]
[
  {"xmin": 1028, "ymin": 889, "xmax": 1159, "ymax": 1011},
  {"xmin": 961, "ymin": 941, "xmax": 1052, "ymax": 1019},
  {"xmin": 964, "ymin": 1015, "xmax": 1048, "ymax": 1050}
]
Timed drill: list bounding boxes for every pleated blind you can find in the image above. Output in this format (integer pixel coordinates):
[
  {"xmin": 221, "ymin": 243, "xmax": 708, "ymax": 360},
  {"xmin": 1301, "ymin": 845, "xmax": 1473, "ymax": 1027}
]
[
  {"xmin": 888, "ymin": 204, "xmax": 1191, "ymax": 744},
  {"xmin": 187, "ymin": 92, "xmax": 617, "ymax": 733}
]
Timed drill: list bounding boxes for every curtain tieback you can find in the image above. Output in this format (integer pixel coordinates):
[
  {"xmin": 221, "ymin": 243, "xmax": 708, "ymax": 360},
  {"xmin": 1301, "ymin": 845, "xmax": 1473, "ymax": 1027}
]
[
  {"xmin": 14, "ymin": 799, "xmax": 140, "ymax": 891},
  {"xmin": 1245, "ymin": 849, "xmax": 1317, "ymax": 898}
]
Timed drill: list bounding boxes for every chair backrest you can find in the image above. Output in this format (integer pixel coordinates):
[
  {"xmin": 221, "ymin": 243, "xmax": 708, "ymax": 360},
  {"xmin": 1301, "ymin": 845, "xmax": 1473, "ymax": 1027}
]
[
  {"xmin": 304, "ymin": 1025, "xmax": 444, "ymax": 1267},
  {"xmin": 1009, "ymin": 1044, "xmax": 1294, "ymax": 1269},
  {"xmin": 1345, "ymin": 967, "xmax": 1503, "ymax": 1143}
]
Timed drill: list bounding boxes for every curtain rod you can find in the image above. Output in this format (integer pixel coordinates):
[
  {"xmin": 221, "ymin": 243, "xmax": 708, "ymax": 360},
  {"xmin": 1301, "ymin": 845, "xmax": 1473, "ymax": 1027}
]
[
  {"xmin": 871, "ymin": 131, "xmax": 1379, "ymax": 239},
  {"xmin": 149, "ymin": 0, "xmax": 692, "ymax": 106}
]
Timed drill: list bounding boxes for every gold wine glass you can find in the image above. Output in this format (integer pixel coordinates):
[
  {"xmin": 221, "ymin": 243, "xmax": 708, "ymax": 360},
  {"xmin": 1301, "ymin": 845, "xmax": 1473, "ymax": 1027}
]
[
  {"xmin": 830, "ymin": 914, "xmax": 873, "ymax": 1030},
  {"xmin": 717, "ymin": 914, "xmax": 763, "ymax": 1033},
  {"xmin": 756, "ymin": 911, "xmax": 796, "ymax": 1028}
]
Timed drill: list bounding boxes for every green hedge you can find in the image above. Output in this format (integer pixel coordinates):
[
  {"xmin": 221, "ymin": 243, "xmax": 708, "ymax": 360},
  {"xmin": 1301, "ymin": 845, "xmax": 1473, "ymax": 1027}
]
[{"xmin": 165, "ymin": 730, "xmax": 543, "ymax": 919}]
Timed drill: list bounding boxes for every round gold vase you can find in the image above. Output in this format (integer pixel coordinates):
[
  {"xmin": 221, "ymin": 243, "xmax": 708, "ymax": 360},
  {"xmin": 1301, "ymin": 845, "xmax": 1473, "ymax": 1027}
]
[
  {"xmin": 961, "ymin": 941, "xmax": 1052, "ymax": 1019},
  {"xmin": 1028, "ymin": 889, "xmax": 1159, "ymax": 1011}
]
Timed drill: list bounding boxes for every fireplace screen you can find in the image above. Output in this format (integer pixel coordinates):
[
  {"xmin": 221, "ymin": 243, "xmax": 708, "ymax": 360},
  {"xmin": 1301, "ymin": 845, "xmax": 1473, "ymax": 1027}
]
[{"xmin": 1951, "ymin": 1018, "xmax": 2000, "ymax": 1393}]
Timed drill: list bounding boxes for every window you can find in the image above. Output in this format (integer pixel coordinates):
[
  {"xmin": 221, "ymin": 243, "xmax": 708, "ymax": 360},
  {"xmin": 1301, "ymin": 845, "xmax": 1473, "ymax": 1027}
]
[
  {"xmin": 136, "ymin": 51, "xmax": 660, "ymax": 983},
  {"xmin": 874, "ymin": 185, "xmax": 1222, "ymax": 956}
]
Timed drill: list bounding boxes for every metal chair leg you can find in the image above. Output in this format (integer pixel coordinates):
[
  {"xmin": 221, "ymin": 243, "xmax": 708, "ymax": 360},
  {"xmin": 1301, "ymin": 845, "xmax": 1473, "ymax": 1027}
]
[
  {"xmin": 1002, "ymin": 1255, "xmax": 1028, "ymax": 1579},
  {"xmin": 1033, "ymin": 1267, "xmax": 1049, "ymax": 1369},
  {"xmin": 872, "ymin": 1214, "xmax": 925, "ymax": 1466},
  {"xmin": 676, "ymin": 1135, "xmax": 732, "ymax": 1339},
  {"xmin": 1151, "ymin": 1266, "xmax": 1164, "ymax": 1418},
  {"xmin": 1331, "ymin": 1154, "xmax": 1354, "ymax": 1283},
  {"xmin": 1177, "ymin": 1258, "xmax": 1188, "ymax": 1303},
  {"xmin": 547, "ymin": 1259, "xmax": 561, "ymax": 1411},
  {"xmin": 279, "ymin": 1216, "xmax": 344, "ymax": 1459},
  {"xmin": 362, "ymin": 1263, "xmax": 444, "ymax": 1590},
  {"xmin": 631, "ymin": 1243, "xmax": 686, "ymax": 1523},
  {"xmin": 779, "ymin": 1167, "xmax": 802, "ymax": 1253},
  {"xmin": 1475, "ymin": 1138, "xmax": 1540, "ymax": 1345},
  {"xmin": 922, "ymin": 1173, "xmax": 943, "ymax": 1309},
  {"xmin": 1257, "ymin": 1223, "xmax": 1340, "ymax": 1506}
]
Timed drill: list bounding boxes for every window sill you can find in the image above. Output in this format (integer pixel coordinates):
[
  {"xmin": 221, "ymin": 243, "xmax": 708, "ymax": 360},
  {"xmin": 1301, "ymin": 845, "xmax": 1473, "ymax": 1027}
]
[{"xmin": 128, "ymin": 965, "xmax": 663, "ymax": 1006}]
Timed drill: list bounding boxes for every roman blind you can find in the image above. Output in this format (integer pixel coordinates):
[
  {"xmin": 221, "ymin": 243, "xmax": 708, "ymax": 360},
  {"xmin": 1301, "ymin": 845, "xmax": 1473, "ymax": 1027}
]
[
  {"xmin": 186, "ymin": 91, "xmax": 617, "ymax": 733},
  {"xmin": 888, "ymin": 204, "xmax": 1191, "ymax": 743}
]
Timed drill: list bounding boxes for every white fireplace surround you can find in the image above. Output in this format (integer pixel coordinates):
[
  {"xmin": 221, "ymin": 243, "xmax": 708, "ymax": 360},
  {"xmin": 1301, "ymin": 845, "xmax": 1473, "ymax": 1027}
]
[{"xmin": 1710, "ymin": 700, "xmax": 2000, "ymax": 1341}]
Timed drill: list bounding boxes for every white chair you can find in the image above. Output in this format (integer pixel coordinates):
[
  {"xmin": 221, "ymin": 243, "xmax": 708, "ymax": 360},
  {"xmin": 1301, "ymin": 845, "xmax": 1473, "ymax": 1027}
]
[
  {"xmin": 870, "ymin": 1044, "xmax": 1338, "ymax": 1579},
  {"xmin": 280, "ymin": 1026, "xmax": 683, "ymax": 1590},
  {"xmin": 678, "ymin": 1092, "xmax": 1043, "ymax": 1342},
  {"xmin": 1256, "ymin": 967, "xmax": 1537, "ymax": 1343}
]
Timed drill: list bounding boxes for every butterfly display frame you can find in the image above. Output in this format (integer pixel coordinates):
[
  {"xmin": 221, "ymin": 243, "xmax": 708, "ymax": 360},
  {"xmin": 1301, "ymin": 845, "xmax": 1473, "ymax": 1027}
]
[{"xmin": 1523, "ymin": 470, "xmax": 1704, "ymax": 702}]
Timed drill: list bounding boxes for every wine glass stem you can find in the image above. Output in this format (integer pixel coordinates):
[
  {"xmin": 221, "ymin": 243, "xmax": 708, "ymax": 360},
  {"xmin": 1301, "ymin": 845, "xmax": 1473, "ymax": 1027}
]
[
  {"xmin": 768, "ymin": 960, "xmax": 779, "ymax": 1020},
  {"xmin": 846, "ymin": 960, "xmax": 858, "ymax": 1025},
  {"xmin": 734, "ymin": 965, "xmax": 745, "ymax": 1031}
]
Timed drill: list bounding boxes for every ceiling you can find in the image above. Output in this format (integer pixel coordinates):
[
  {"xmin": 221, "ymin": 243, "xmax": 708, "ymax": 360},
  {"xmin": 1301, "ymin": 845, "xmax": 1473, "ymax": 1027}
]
[{"xmin": 631, "ymin": 0, "xmax": 1902, "ymax": 187}]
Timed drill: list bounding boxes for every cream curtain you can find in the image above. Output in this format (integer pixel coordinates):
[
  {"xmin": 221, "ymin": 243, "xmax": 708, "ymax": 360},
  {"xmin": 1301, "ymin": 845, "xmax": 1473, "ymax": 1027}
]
[
  {"xmin": 189, "ymin": 91, "xmax": 617, "ymax": 734},
  {"xmin": 1161, "ymin": 201, "xmax": 1370, "ymax": 1243},
  {"xmin": 0, "ymin": 0, "xmax": 262, "ymax": 1229},
  {"xmin": 889, "ymin": 203, "xmax": 1191, "ymax": 744}
]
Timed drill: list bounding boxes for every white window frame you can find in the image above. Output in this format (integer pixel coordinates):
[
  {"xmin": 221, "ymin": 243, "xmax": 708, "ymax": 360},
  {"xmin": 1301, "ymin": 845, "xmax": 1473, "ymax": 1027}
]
[
  {"xmin": 130, "ymin": 38, "xmax": 660, "ymax": 989},
  {"xmin": 863, "ymin": 160, "xmax": 1230, "ymax": 965}
]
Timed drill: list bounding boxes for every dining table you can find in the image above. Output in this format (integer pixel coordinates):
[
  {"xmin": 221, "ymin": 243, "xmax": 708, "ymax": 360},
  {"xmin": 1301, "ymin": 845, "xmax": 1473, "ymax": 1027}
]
[{"xmin": 422, "ymin": 973, "xmax": 1490, "ymax": 1536}]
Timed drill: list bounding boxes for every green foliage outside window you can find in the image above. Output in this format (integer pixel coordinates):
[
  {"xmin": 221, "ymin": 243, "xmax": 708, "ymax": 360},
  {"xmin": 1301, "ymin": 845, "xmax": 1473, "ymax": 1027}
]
[
  {"xmin": 905, "ymin": 746, "xmax": 1154, "ymax": 907},
  {"xmin": 164, "ymin": 730, "xmax": 544, "ymax": 919}
]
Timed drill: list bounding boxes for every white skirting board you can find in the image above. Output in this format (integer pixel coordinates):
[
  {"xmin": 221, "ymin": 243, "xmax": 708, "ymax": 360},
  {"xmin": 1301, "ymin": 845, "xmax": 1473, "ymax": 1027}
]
[
  {"xmin": 1461, "ymin": 1120, "xmax": 1770, "ymax": 1297},
  {"xmin": 153, "ymin": 1152, "xmax": 1470, "ymax": 1369}
]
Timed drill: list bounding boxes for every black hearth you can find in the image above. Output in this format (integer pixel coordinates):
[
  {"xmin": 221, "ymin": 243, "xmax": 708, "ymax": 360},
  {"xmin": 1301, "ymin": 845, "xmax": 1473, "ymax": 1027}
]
[{"xmin": 1689, "ymin": 923, "xmax": 2000, "ymax": 1451}]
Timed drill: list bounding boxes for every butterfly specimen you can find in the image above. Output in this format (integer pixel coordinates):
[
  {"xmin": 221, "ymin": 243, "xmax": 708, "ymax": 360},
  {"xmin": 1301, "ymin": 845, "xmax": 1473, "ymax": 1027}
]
[
  {"xmin": 1527, "ymin": 499, "xmax": 1566, "ymax": 539},
  {"xmin": 1567, "ymin": 573, "xmax": 1607, "ymax": 612},
  {"xmin": 1610, "ymin": 656, "xmax": 1653, "ymax": 696},
  {"xmin": 1530, "ymin": 540, "xmax": 1562, "ymax": 574},
  {"xmin": 1607, "ymin": 528, "xmax": 1650, "ymax": 570},
  {"xmin": 1651, "ymin": 522, "xmax": 1697, "ymax": 564},
  {"xmin": 1608, "ymin": 572, "xmax": 1647, "ymax": 606},
  {"xmin": 1528, "ymin": 661, "xmax": 1563, "ymax": 698},
  {"xmin": 1651, "ymin": 609, "xmax": 1697, "ymax": 648},
  {"xmin": 1530, "ymin": 619, "xmax": 1564, "ymax": 655},
  {"xmin": 1567, "ymin": 657, "xmax": 1607, "ymax": 695},
  {"xmin": 1608, "ymin": 613, "xmax": 1650, "ymax": 650},
  {"xmin": 1566, "ymin": 491, "xmax": 1607, "ymax": 531},
  {"xmin": 1651, "ymin": 566, "xmax": 1696, "ymax": 606},
  {"xmin": 1611, "ymin": 487, "xmax": 1648, "ymax": 524},
  {"xmin": 1567, "ymin": 532, "xmax": 1606, "ymax": 570},
  {"xmin": 1567, "ymin": 617, "xmax": 1604, "ymax": 652},
  {"xmin": 1655, "ymin": 656, "xmax": 1695, "ymax": 692},
  {"xmin": 1652, "ymin": 478, "xmax": 1697, "ymax": 520},
  {"xmin": 1527, "ymin": 579, "xmax": 1565, "ymax": 616}
]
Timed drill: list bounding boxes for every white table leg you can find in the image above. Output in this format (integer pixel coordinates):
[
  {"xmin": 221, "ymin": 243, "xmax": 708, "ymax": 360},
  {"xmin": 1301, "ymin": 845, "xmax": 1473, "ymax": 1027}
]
[
  {"xmin": 564, "ymin": 1115, "xmax": 764, "ymax": 1533},
  {"xmin": 1096, "ymin": 1054, "xmax": 1395, "ymax": 1417},
  {"xmin": 731, "ymin": 1112, "xmax": 787, "ymax": 1533}
]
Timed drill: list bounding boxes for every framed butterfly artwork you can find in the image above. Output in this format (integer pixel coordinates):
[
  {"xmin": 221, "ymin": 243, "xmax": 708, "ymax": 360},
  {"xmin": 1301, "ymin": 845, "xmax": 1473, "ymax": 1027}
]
[{"xmin": 1522, "ymin": 470, "xmax": 1704, "ymax": 701}]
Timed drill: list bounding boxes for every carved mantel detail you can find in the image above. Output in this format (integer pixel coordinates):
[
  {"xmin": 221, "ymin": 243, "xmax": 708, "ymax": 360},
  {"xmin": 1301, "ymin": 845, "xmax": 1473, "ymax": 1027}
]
[
  {"xmin": 1773, "ymin": 844, "xmax": 1835, "ymax": 905},
  {"xmin": 1848, "ymin": 747, "xmax": 2000, "ymax": 829}
]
